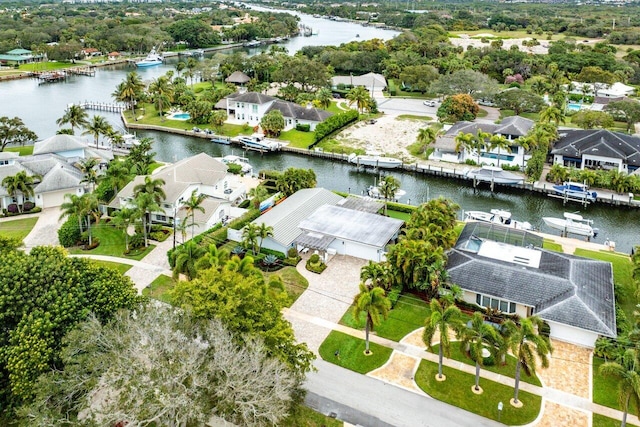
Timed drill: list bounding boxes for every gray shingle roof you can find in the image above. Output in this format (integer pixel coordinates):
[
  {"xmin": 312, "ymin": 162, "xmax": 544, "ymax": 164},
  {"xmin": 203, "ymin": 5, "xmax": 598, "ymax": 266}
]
[
  {"xmin": 552, "ymin": 129, "xmax": 640, "ymax": 167},
  {"xmin": 34, "ymin": 134, "xmax": 87, "ymax": 155},
  {"xmin": 266, "ymin": 100, "xmax": 332, "ymax": 122},
  {"xmin": 252, "ymin": 188, "xmax": 343, "ymax": 247},
  {"xmin": 229, "ymin": 92, "xmax": 277, "ymax": 105},
  {"xmin": 34, "ymin": 165, "xmax": 83, "ymax": 193},
  {"xmin": 495, "ymin": 116, "xmax": 535, "ymax": 137},
  {"xmin": 299, "ymin": 204, "xmax": 403, "ymax": 247},
  {"xmin": 448, "ymin": 224, "xmax": 616, "ymax": 337}
]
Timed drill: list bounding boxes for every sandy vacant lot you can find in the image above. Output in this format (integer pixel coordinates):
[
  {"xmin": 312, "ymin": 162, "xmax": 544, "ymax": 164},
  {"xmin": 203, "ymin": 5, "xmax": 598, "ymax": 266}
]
[
  {"xmin": 450, "ymin": 33, "xmax": 550, "ymax": 54},
  {"xmin": 335, "ymin": 114, "xmax": 431, "ymax": 158}
]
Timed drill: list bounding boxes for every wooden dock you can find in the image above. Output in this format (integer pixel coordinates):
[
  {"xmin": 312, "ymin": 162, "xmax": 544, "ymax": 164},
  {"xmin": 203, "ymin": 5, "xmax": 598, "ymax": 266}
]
[{"xmin": 77, "ymin": 101, "xmax": 127, "ymax": 113}]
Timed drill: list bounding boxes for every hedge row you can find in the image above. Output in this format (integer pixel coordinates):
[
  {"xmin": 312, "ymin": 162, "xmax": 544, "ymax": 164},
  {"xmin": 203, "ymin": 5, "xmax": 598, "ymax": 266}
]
[
  {"xmin": 229, "ymin": 209, "xmax": 261, "ymax": 230},
  {"xmin": 385, "ymin": 201, "xmax": 418, "ymax": 214},
  {"xmin": 314, "ymin": 109, "xmax": 359, "ymax": 143}
]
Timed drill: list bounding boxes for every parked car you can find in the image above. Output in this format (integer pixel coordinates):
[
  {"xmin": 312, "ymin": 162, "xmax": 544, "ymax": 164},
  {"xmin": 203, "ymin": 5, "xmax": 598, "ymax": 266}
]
[
  {"xmin": 477, "ymin": 99, "xmax": 496, "ymax": 107},
  {"xmin": 423, "ymin": 100, "xmax": 436, "ymax": 107}
]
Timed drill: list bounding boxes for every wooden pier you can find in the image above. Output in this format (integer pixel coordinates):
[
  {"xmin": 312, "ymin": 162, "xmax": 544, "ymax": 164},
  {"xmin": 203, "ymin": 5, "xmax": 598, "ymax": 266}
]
[
  {"xmin": 32, "ymin": 71, "xmax": 67, "ymax": 84},
  {"xmin": 77, "ymin": 101, "xmax": 127, "ymax": 113},
  {"xmin": 67, "ymin": 67, "xmax": 95, "ymax": 77}
]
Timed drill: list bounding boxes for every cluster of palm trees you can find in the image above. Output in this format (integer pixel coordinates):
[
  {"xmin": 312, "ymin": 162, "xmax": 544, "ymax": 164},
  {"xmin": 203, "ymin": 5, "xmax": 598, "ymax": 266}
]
[
  {"xmin": 345, "ymin": 86, "xmax": 375, "ymax": 113},
  {"xmin": 1, "ymin": 171, "xmax": 41, "ymax": 213},
  {"xmin": 454, "ymin": 129, "xmax": 511, "ymax": 168},
  {"xmin": 423, "ymin": 296, "xmax": 552, "ymax": 406},
  {"xmin": 56, "ymin": 105, "xmax": 119, "ymax": 148},
  {"xmin": 241, "ymin": 222, "xmax": 274, "ymax": 256}
]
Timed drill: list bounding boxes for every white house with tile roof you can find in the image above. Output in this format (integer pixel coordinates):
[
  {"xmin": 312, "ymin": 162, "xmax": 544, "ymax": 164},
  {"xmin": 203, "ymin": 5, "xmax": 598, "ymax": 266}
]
[
  {"xmin": 34, "ymin": 134, "xmax": 113, "ymax": 165},
  {"xmin": 447, "ymin": 223, "xmax": 616, "ymax": 348},
  {"xmin": 110, "ymin": 153, "xmax": 243, "ymax": 232}
]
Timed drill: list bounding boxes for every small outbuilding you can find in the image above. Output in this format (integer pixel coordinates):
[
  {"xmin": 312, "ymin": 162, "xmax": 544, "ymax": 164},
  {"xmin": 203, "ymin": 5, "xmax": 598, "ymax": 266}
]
[{"xmin": 225, "ymin": 71, "xmax": 251, "ymax": 86}]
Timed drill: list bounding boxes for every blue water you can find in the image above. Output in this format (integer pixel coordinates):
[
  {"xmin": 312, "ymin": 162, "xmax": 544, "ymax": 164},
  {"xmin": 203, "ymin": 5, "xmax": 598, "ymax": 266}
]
[
  {"xmin": 481, "ymin": 153, "xmax": 515, "ymax": 161},
  {"xmin": 173, "ymin": 113, "xmax": 190, "ymax": 120},
  {"xmin": 567, "ymin": 103, "xmax": 581, "ymax": 111}
]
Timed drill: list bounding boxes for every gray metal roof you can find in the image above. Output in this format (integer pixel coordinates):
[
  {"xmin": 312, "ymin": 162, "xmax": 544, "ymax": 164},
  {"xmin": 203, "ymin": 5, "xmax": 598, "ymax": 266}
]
[
  {"xmin": 299, "ymin": 204, "xmax": 404, "ymax": 248},
  {"xmin": 294, "ymin": 232, "xmax": 335, "ymax": 251},
  {"xmin": 336, "ymin": 196, "xmax": 383, "ymax": 213},
  {"xmin": 252, "ymin": 188, "xmax": 343, "ymax": 247},
  {"xmin": 448, "ymin": 224, "xmax": 616, "ymax": 337}
]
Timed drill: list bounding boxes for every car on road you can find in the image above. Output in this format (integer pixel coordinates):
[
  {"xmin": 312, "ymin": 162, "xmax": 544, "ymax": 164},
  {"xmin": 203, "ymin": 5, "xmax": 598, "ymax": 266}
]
[{"xmin": 423, "ymin": 100, "xmax": 437, "ymax": 107}]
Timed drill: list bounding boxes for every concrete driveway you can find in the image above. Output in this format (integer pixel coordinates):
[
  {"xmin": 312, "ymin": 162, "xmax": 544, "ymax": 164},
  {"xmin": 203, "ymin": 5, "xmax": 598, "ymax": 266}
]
[{"xmin": 23, "ymin": 207, "xmax": 63, "ymax": 249}]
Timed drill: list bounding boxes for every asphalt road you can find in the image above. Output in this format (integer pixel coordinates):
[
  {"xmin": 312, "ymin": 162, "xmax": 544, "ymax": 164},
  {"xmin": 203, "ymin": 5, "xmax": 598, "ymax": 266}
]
[
  {"xmin": 304, "ymin": 360, "xmax": 503, "ymax": 427},
  {"xmin": 375, "ymin": 97, "xmax": 437, "ymax": 116}
]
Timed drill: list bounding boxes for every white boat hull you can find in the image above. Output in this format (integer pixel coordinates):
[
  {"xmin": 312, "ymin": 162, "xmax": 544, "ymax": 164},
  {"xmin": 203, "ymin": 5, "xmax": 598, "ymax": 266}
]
[
  {"xmin": 367, "ymin": 186, "xmax": 406, "ymax": 201},
  {"xmin": 465, "ymin": 210, "xmax": 533, "ymax": 231},
  {"xmin": 542, "ymin": 217, "xmax": 595, "ymax": 237},
  {"xmin": 348, "ymin": 154, "xmax": 402, "ymax": 169}
]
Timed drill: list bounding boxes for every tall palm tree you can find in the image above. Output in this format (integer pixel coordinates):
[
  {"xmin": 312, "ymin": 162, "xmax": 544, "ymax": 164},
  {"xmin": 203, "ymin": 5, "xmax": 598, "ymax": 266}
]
[
  {"xmin": 104, "ymin": 160, "xmax": 133, "ymax": 195},
  {"xmin": 175, "ymin": 61, "xmax": 186, "ymax": 77},
  {"xmin": 82, "ymin": 115, "xmax": 111, "ymax": 148},
  {"xmin": 415, "ymin": 126, "xmax": 438, "ymax": 158},
  {"xmin": 473, "ymin": 129, "xmax": 491, "ymax": 165},
  {"xmin": 133, "ymin": 176, "xmax": 166, "ymax": 247},
  {"xmin": 315, "ymin": 87, "xmax": 333, "ymax": 109},
  {"xmin": 78, "ymin": 157, "xmax": 100, "ymax": 192},
  {"xmin": 181, "ymin": 189, "xmax": 206, "ymax": 239},
  {"xmin": 111, "ymin": 207, "xmax": 139, "ymax": 252},
  {"xmin": 504, "ymin": 316, "xmax": 552, "ymax": 405},
  {"xmin": 540, "ymin": 106, "xmax": 566, "ymax": 126},
  {"xmin": 488, "ymin": 134, "xmax": 511, "ymax": 168},
  {"xmin": 248, "ymin": 184, "xmax": 269, "ymax": 209},
  {"xmin": 134, "ymin": 192, "xmax": 160, "ymax": 248},
  {"xmin": 186, "ymin": 57, "xmax": 197, "ymax": 86},
  {"xmin": 257, "ymin": 222, "xmax": 274, "ymax": 253},
  {"xmin": 56, "ymin": 104, "xmax": 88, "ymax": 134},
  {"xmin": 346, "ymin": 86, "xmax": 371, "ymax": 113},
  {"xmin": 379, "ymin": 175, "xmax": 400, "ymax": 216},
  {"xmin": 2, "ymin": 171, "xmax": 40, "ymax": 213},
  {"xmin": 455, "ymin": 132, "xmax": 483, "ymax": 165},
  {"xmin": 80, "ymin": 193, "xmax": 99, "ymax": 246},
  {"xmin": 242, "ymin": 222, "xmax": 260, "ymax": 255},
  {"xmin": 113, "ymin": 72, "xmax": 145, "ymax": 119},
  {"xmin": 60, "ymin": 194, "xmax": 86, "ymax": 234},
  {"xmin": 459, "ymin": 312, "xmax": 500, "ymax": 391},
  {"xmin": 422, "ymin": 298, "xmax": 464, "ymax": 380},
  {"xmin": 600, "ymin": 349, "xmax": 640, "ymax": 427},
  {"xmin": 352, "ymin": 283, "xmax": 390, "ymax": 355},
  {"xmin": 172, "ymin": 240, "xmax": 206, "ymax": 280},
  {"xmin": 148, "ymin": 76, "xmax": 174, "ymax": 120}
]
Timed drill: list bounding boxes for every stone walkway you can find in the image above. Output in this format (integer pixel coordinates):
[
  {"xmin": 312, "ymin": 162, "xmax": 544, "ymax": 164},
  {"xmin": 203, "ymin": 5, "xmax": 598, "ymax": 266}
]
[{"xmin": 22, "ymin": 206, "xmax": 62, "ymax": 249}]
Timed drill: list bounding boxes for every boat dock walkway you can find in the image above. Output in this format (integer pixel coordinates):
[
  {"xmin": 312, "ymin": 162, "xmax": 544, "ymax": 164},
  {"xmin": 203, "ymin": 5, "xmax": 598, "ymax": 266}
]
[{"xmin": 76, "ymin": 101, "xmax": 127, "ymax": 113}]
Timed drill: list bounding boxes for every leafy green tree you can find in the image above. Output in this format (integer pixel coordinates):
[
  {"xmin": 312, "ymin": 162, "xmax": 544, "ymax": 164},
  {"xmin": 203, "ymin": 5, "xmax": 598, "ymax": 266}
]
[
  {"xmin": 572, "ymin": 110, "xmax": 614, "ymax": 130},
  {"xmin": 352, "ymin": 283, "xmax": 391, "ymax": 355},
  {"xmin": 167, "ymin": 19, "xmax": 221, "ymax": 48},
  {"xmin": 346, "ymin": 86, "xmax": 371, "ymax": 113},
  {"xmin": 437, "ymin": 94, "xmax": 480, "ymax": 123},
  {"xmin": 104, "ymin": 160, "xmax": 133, "ymax": 195},
  {"xmin": 399, "ymin": 64, "xmax": 439, "ymax": 93},
  {"xmin": 0, "ymin": 117, "xmax": 38, "ymax": 151},
  {"xmin": 493, "ymin": 89, "xmax": 546, "ymax": 115},
  {"xmin": 0, "ymin": 245, "xmax": 140, "ymax": 412},
  {"xmin": 405, "ymin": 197, "xmax": 460, "ymax": 250},
  {"xmin": 2, "ymin": 171, "xmax": 40, "ymax": 213},
  {"xmin": 379, "ymin": 175, "xmax": 400, "ymax": 215},
  {"xmin": 504, "ymin": 316, "xmax": 552, "ymax": 405},
  {"xmin": 124, "ymin": 137, "xmax": 156, "ymax": 175},
  {"xmin": 210, "ymin": 110, "xmax": 228, "ymax": 133},
  {"xmin": 260, "ymin": 110, "xmax": 285, "ymax": 137},
  {"xmin": 55, "ymin": 105, "xmax": 88, "ymax": 135},
  {"xmin": 242, "ymin": 222, "xmax": 260, "ymax": 255},
  {"xmin": 459, "ymin": 312, "xmax": 500, "ymax": 391},
  {"xmin": 82, "ymin": 115, "xmax": 111, "ymax": 148},
  {"xmin": 423, "ymin": 298, "xmax": 464, "ymax": 380},
  {"xmin": 599, "ymin": 349, "xmax": 640, "ymax": 427},
  {"xmin": 605, "ymin": 100, "xmax": 640, "ymax": 132},
  {"xmin": 133, "ymin": 176, "xmax": 166, "ymax": 247},
  {"xmin": 271, "ymin": 55, "xmax": 329, "ymax": 92},
  {"xmin": 276, "ymin": 168, "xmax": 317, "ymax": 196},
  {"xmin": 315, "ymin": 87, "xmax": 333, "ymax": 109},
  {"xmin": 148, "ymin": 76, "xmax": 174, "ymax": 120},
  {"xmin": 429, "ymin": 69, "xmax": 499, "ymax": 97},
  {"xmin": 181, "ymin": 189, "xmax": 207, "ymax": 239}
]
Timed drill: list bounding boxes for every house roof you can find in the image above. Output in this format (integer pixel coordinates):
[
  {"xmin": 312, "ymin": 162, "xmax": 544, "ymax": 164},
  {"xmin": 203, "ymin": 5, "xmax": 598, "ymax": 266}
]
[
  {"xmin": 34, "ymin": 134, "xmax": 87, "ymax": 155},
  {"xmin": 176, "ymin": 197, "xmax": 228, "ymax": 225},
  {"xmin": 266, "ymin": 100, "xmax": 332, "ymax": 122},
  {"xmin": 331, "ymin": 72, "xmax": 388, "ymax": 89},
  {"xmin": 229, "ymin": 91, "xmax": 277, "ymax": 105},
  {"xmin": 0, "ymin": 154, "xmax": 84, "ymax": 197},
  {"xmin": 494, "ymin": 116, "xmax": 535, "ymax": 137},
  {"xmin": 252, "ymin": 188, "xmax": 343, "ymax": 247},
  {"xmin": 6, "ymin": 48, "xmax": 31, "ymax": 55},
  {"xmin": 447, "ymin": 223, "xmax": 616, "ymax": 337},
  {"xmin": 433, "ymin": 117, "xmax": 534, "ymax": 152},
  {"xmin": 551, "ymin": 129, "xmax": 640, "ymax": 167},
  {"xmin": 225, "ymin": 71, "xmax": 251, "ymax": 84},
  {"xmin": 34, "ymin": 164, "xmax": 83, "ymax": 193},
  {"xmin": 299, "ymin": 204, "xmax": 403, "ymax": 248},
  {"xmin": 116, "ymin": 153, "xmax": 228, "ymax": 205}
]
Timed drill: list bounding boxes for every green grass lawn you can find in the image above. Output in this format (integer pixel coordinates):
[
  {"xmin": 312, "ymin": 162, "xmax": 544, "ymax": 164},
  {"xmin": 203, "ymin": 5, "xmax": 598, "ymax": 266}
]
[
  {"xmin": 341, "ymin": 293, "xmax": 429, "ymax": 341},
  {"xmin": 0, "ymin": 217, "xmax": 38, "ymax": 241},
  {"xmin": 430, "ymin": 343, "xmax": 542, "ymax": 386},
  {"xmin": 68, "ymin": 223, "xmax": 155, "ymax": 260},
  {"xmin": 314, "ymin": 138, "xmax": 361, "ymax": 155},
  {"xmin": 397, "ymin": 114, "xmax": 432, "ymax": 121},
  {"xmin": 593, "ymin": 413, "xmax": 623, "ymax": 427},
  {"xmin": 543, "ymin": 239, "xmax": 564, "ymax": 252},
  {"xmin": 415, "ymin": 359, "xmax": 542, "ymax": 425},
  {"xmin": 5, "ymin": 145, "xmax": 34, "ymax": 156},
  {"xmin": 477, "ymin": 108, "xmax": 489, "ymax": 118},
  {"xmin": 593, "ymin": 356, "xmax": 637, "ymax": 414},
  {"xmin": 326, "ymin": 101, "xmax": 343, "ymax": 115},
  {"xmin": 573, "ymin": 248, "xmax": 634, "ymax": 321},
  {"xmin": 279, "ymin": 129, "xmax": 316, "ymax": 149},
  {"xmin": 386, "ymin": 209, "xmax": 411, "ymax": 221},
  {"xmin": 142, "ymin": 274, "xmax": 176, "ymax": 305},
  {"xmin": 263, "ymin": 266, "xmax": 308, "ymax": 306},
  {"xmin": 280, "ymin": 404, "xmax": 343, "ymax": 427},
  {"xmin": 20, "ymin": 61, "xmax": 75, "ymax": 71},
  {"xmin": 90, "ymin": 260, "xmax": 133, "ymax": 275},
  {"xmin": 318, "ymin": 331, "xmax": 392, "ymax": 374}
]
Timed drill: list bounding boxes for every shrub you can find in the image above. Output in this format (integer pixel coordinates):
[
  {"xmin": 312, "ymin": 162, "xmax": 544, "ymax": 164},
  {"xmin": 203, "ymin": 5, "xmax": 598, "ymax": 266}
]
[
  {"xmin": 94, "ymin": 180, "xmax": 115, "ymax": 203},
  {"xmin": 227, "ymin": 163, "xmax": 242, "ymax": 175},
  {"xmin": 306, "ymin": 257, "xmax": 327, "ymax": 274},
  {"xmin": 501, "ymin": 164, "xmax": 521, "ymax": 171},
  {"xmin": 387, "ymin": 285, "xmax": 403, "ymax": 308},
  {"xmin": 7, "ymin": 204, "xmax": 18, "ymax": 214},
  {"xmin": 129, "ymin": 233, "xmax": 145, "ymax": 249},
  {"xmin": 150, "ymin": 230, "xmax": 170, "ymax": 242},
  {"xmin": 228, "ymin": 209, "xmax": 261, "ymax": 230},
  {"xmin": 309, "ymin": 253, "xmax": 320, "ymax": 264},
  {"xmin": 58, "ymin": 216, "xmax": 81, "ymax": 247},
  {"xmin": 23, "ymin": 201, "xmax": 35, "ymax": 212},
  {"xmin": 238, "ymin": 199, "xmax": 251, "ymax": 209},
  {"xmin": 314, "ymin": 109, "xmax": 359, "ymax": 143},
  {"xmin": 287, "ymin": 247, "xmax": 299, "ymax": 258},
  {"xmin": 284, "ymin": 257, "xmax": 301, "ymax": 266},
  {"xmin": 296, "ymin": 123, "xmax": 311, "ymax": 132},
  {"xmin": 464, "ymin": 159, "xmax": 477, "ymax": 165},
  {"xmin": 385, "ymin": 201, "xmax": 417, "ymax": 214}
]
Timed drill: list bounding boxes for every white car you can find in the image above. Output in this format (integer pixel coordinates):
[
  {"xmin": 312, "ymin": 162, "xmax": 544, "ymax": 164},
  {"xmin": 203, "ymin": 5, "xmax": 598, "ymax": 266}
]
[{"xmin": 423, "ymin": 100, "xmax": 436, "ymax": 107}]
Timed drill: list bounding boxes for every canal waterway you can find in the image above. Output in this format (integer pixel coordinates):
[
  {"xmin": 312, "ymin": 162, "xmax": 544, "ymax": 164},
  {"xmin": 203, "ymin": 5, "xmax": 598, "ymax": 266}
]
[{"xmin": 1, "ymin": 10, "xmax": 639, "ymax": 252}]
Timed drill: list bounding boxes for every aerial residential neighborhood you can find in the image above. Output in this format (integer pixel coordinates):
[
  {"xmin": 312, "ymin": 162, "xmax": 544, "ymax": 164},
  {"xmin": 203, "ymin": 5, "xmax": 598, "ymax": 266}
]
[{"xmin": 3, "ymin": 0, "xmax": 640, "ymax": 426}]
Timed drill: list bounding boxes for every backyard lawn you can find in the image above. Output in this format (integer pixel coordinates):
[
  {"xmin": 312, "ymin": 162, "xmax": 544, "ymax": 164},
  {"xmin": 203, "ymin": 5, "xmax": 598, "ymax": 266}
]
[
  {"xmin": 415, "ymin": 360, "xmax": 542, "ymax": 425},
  {"xmin": 593, "ymin": 414, "xmax": 623, "ymax": 427},
  {"xmin": 263, "ymin": 266, "xmax": 308, "ymax": 306},
  {"xmin": 319, "ymin": 331, "xmax": 392, "ymax": 374},
  {"xmin": 593, "ymin": 356, "xmax": 637, "ymax": 413},
  {"xmin": 386, "ymin": 209, "xmax": 411, "ymax": 222},
  {"xmin": 543, "ymin": 239, "xmax": 564, "ymax": 252},
  {"xmin": 279, "ymin": 129, "xmax": 315, "ymax": 149},
  {"xmin": 67, "ymin": 223, "xmax": 155, "ymax": 260},
  {"xmin": 5, "ymin": 145, "xmax": 34, "ymax": 156},
  {"xmin": 142, "ymin": 274, "xmax": 176, "ymax": 305},
  {"xmin": 0, "ymin": 217, "xmax": 38, "ymax": 241},
  {"xmin": 340, "ymin": 293, "xmax": 430, "ymax": 341}
]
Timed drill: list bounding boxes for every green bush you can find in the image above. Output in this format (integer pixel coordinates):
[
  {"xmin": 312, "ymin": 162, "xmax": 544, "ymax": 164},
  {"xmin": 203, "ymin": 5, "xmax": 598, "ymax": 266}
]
[
  {"xmin": 306, "ymin": 258, "xmax": 327, "ymax": 274},
  {"xmin": 238, "ymin": 199, "xmax": 251, "ymax": 209},
  {"xmin": 150, "ymin": 230, "xmax": 170, "ymax": 242},
  {"xmin": 227, "ymin": 163, "xmax": 242, "ymax": 175},
  {"xmin": 284, "ymin": 257, "xmax": 301, "ymax": 266},
  {"xmin": 130, "ymin": 233, "xmax": 145, "ymax": 249},
  {"xmin": 58, "ymin": 216, "xmax": 81, "ymax": 247},
  {"xmin": 261, "ymin": 247, "xmax": 286, "ymax": 259},
  {"xmin": 287, "ymin": 247, "xmax": 299, "ymax": 258},
  {"xmin": 94, "ymin": 179, "xmax": 115, "ymax": 203},
  {"xmin": 465, "ymin": 159, "xmax": 478, "ymax": 165},
  {"xmin": 501, "ymin": 164, "xmax": 521, "ymax": 171},
  {"xmin": 314, "ymin": 109, "xmax": 359, "ymax": 143},
  {"xmin": 309, "ymin": 253, "xmax": 320, "ymax": 263},
  {"xmin": 296, "ymin": 123, "xmax": 311, "ymax": 132},
  {"xmin": 385, "ymin": 201, "xmax": 417, "ymax": 213},
  {"xmin": 228, "ymin": 209, "xmax": 261, "ymax": 230},
  {"xmin": 387, "ymin": 285, "xmax": 403, "ymax": 308}
]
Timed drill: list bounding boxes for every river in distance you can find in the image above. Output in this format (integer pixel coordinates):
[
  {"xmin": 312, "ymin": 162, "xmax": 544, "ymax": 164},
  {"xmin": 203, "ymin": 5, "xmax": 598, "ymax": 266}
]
[{"xmin": 0, "ymin": 8, "xmax": 638, "ymax": 252}]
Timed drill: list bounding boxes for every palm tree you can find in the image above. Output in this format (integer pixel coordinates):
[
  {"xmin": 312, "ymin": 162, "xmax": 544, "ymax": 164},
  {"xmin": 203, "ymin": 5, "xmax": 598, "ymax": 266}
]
[
  {"xmin": 540, "ymin": 106, "xmax": 566, "ymax": 126},
  {"xmin": 315, "ymin": 87, "xmax": 333, "ymax": 109},
  {"xmin": 104, "ymin": 160, "xmax": 133, "ymax": 195},
  {"xmin": 415, "ymin": 126, "xmax": 438, "ymax": 158},
  {"xmin": 134, "ymin": 192, "xmax": 160, "ymax": 248},
  {"xmin": 504, "ymin": 316, "xmax": 552, "ymax": 405},
  {"xmin": 459, "ymin": 312, "xmax": 500, "ymax": 391},
  {"xmin": 111, "ymin": 207, "xmax": 139, "ymax": 252},
  {"xmin": 455, "ymin": 131, "xmax": 485, "ymax": 165},
  {"xmin": 257, "ymin": 222, "xmax": 274, "ymax": 253},
  {"xmin": 181, "ymin": 189, "xmax": 207, "ymax": 239},
  {"xmin": 600, "ymin": 349, "xmax": 640, "ymax": 427},
  {"xmin": 224, "ymin": 254, "xmax": 257, "ymax": 277},
  {"xmin": 185, "ymin": 57, "xmax": 197, "ymax": 86},
  {"xmin": 113, "ymin": 72, "xmax": 145, "ymax": 119},
  {"xmin": 352, "ymin": 283, "xmax": 390, "ymax": 355},
  {"xmin": 133, "ymin": 176, "xmax": 166, "ymax": 247},
  {"xmin": 60, "ymin": 194, "xmax": 86, "ymax": 234},
  {"xmin": 242, "ymin": 222, "xmax": 260, "ymax": 255},
  {"xmin": 195, "ymin": 244, "xmax": 230, "ymax": 271},
  {"xmin": 148, "ymin": 76, "xmax": 174, "ymax": 120},
  {"xmin": 248, "ymin": 184, "xmax": 269, "ymax": 209},
  {"xmin": 82, "ymin": 115, "xmax": 111, "ymax": 148},
  {"xmin": 175, "ymin": 61, "xmax": 186, "ymax": 77},
  {"xmin": 2, "ymin": 171, "xmax": 40, "ymax": 213},
  {"xmin": 422, "ymin": 298, "xmax": 464, "ymax": 380},
  {"xmin": 78, "ymin": 157, "xmax": 100, "ymax": 192},
  {"xmin": 360, "ymin": 261, "xmax": 393, "ymax": 290},
  {"xmin": 80, "ymin": 193, "xmax": 99, "ymax": 246},
  {"xmin": 346, "ymin": 86, "xmax": 371, "ymax": 113},
  {"xmin": 56, "ymin": 104, "xmax": 88, "ymax": 134},
  {"xmin": 172, "ymin": 240, "xmax": 206, "ymax": 280},
  {"xmin": 488, "ymin": 134, "xmax": 511, "ymax": 168},
  {"xmin": 473, "ymin": 130, "xmax": 491, "ymax": 165},
  {"xmin": 379, "ymin": 175, "xmax": 400, "ymax": 216}
]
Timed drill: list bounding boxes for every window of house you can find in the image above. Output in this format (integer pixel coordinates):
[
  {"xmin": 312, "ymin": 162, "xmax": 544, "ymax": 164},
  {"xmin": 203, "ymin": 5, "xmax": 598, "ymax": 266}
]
[
  {"xmin": 156, "ymin": 215, "xmax": 167, "ymax": 222},
  {"xmin": 252, "ymin": 105, "xmax": 258, "ymax": 113},
  {"xmin": 476, "ymin": 294, "xmax": 516, "ymax": 313}
]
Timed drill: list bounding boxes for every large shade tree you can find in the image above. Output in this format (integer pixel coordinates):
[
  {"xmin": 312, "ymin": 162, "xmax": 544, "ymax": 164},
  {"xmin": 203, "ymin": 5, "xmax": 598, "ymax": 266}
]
[{"xmin": 0, "ymin": 117, "xmax": 38, "ymax": 152}]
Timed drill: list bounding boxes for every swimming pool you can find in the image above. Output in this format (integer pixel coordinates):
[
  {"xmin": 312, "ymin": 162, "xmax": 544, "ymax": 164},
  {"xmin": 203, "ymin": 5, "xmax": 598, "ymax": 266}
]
[
  {"xmin": 567, "ymin": 103, "xmax": 582, "ymax": 111},
  {"xmin": 481, "ymin": 152, "xmax": 515, "ymax": 162},
  {"xmin": 167, "ymin": 112, "xmax": 191, "ymax": 120}
]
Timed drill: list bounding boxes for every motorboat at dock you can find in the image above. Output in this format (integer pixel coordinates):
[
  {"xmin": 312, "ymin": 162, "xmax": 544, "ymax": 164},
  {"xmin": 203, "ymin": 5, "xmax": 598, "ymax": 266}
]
[
  {"xmin": 216, "ymin": 155, "xmax": 254, "ymax": 175},
  {"xmin": 367, "ymin": 184, "xmax": 407, "ymax": 201},
  {"xmin": 464, "ymin": 209, "xmax": 533, "ymax": 231},
  {"xmin": 542, "ymin": 212, "xmax": 598, "ymax": 238},
  {"xmin": 233, "ymin": 134, "xmax": 281, "ymax": 152},
  {"xmin": 135, "ymin": 48, "xmax": 163, "ymax": 68},
  {"xmin": 552, "ymin": 182, "xmax": 597, "ymax": 203},
  {"xmin": 348, "ymin": 152, "xmax": 402, "ymax": 169},
  {"xmin": 465, "ymin": 165, "xmax": 524, "ymax": 185}
]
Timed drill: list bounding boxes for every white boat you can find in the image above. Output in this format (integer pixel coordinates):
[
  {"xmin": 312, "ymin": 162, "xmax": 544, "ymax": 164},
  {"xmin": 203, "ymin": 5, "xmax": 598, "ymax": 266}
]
[
  {"xmin": 121, "ymin": 133, "xmax": 140, "ymax": 148},
  {"xmin": 135, "ymin": 48, "xmax": 163, "ymax": 68},
  {"xmin": 348, "ymin": 153, "xmax": 402, "ymax": 169},
  {"xmin": 466, "ymin": 165, "xmax": 524, "ymax": 185},
  {"xmin": 542, "ymin": 212, "xmax": 598, "ymax": 237},
  {"xmin": 552, "ymin": 182, "xmax": 597, "ymax": 202},
  {"xmin": 216, "ymin": 155, "xmax": 253, "ymax": 175},
  {"xmin": 235, "ymin": 134, "xmax": 281, "ymax": 152},
  {"xmin": 465, "ymin": 209, "xmax": 533, "ymax": 231},
  {"xmin": 367, "ymin": 184, "xmax": 407, "ymax": 201}
]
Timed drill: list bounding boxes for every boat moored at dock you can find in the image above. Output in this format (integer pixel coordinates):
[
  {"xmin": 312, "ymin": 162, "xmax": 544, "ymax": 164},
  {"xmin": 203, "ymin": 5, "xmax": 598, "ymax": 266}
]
[
  {"xmin": 348, "ymin": 153, "xmax": 402, "ymax": 169},
  {"xmin": 465, "ymin": 209, "xmax": 533, "ymax": 231},
  {"xmin": 542, "ymin": 212, "xmax": 598, "ymax": 238},
  {"xmin": 552, "ymin": 182, "xmax": 597, "ymax": 203}
]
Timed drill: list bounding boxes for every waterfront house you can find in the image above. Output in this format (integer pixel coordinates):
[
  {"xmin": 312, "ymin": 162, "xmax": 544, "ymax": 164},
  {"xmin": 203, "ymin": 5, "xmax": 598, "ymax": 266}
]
[
  {"xmin": 331, "ymin": 72, "xmax": 387, "ymax": 92},
  {"xmin": 0, "ymin": 48, "xmax": 42, "ymax": 66},
  {"xmin": 447, "ymin": 223, "xmax": 616, "ymax": 348},
  {"xmin": 34, "ymin": 134, "xmax": 113, "ymax": 166},
  {"xmin": 109, "ymin": 153, "xmax": 241, "ymax": 233},
  {"xmin": 551, "ymin": 129, "xmax": 640, "ymax": 173},
  {"xmin": 217, "ymin": 91, "xmax": 332, "ymax": 131},
  {"xmin": 228, "ymin": 188, "xmax": 403, "ymax": 261},
  {"xmin": 429, "ymin": 116, "xmax": 535, "ymax": 167},
  {"xmin": 568, "ymin": 81, "xmax": 635, "ymax": 99},
  {"xmin": 108, "ymin": 52, "xmax": 121, "ymax": 61}
]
